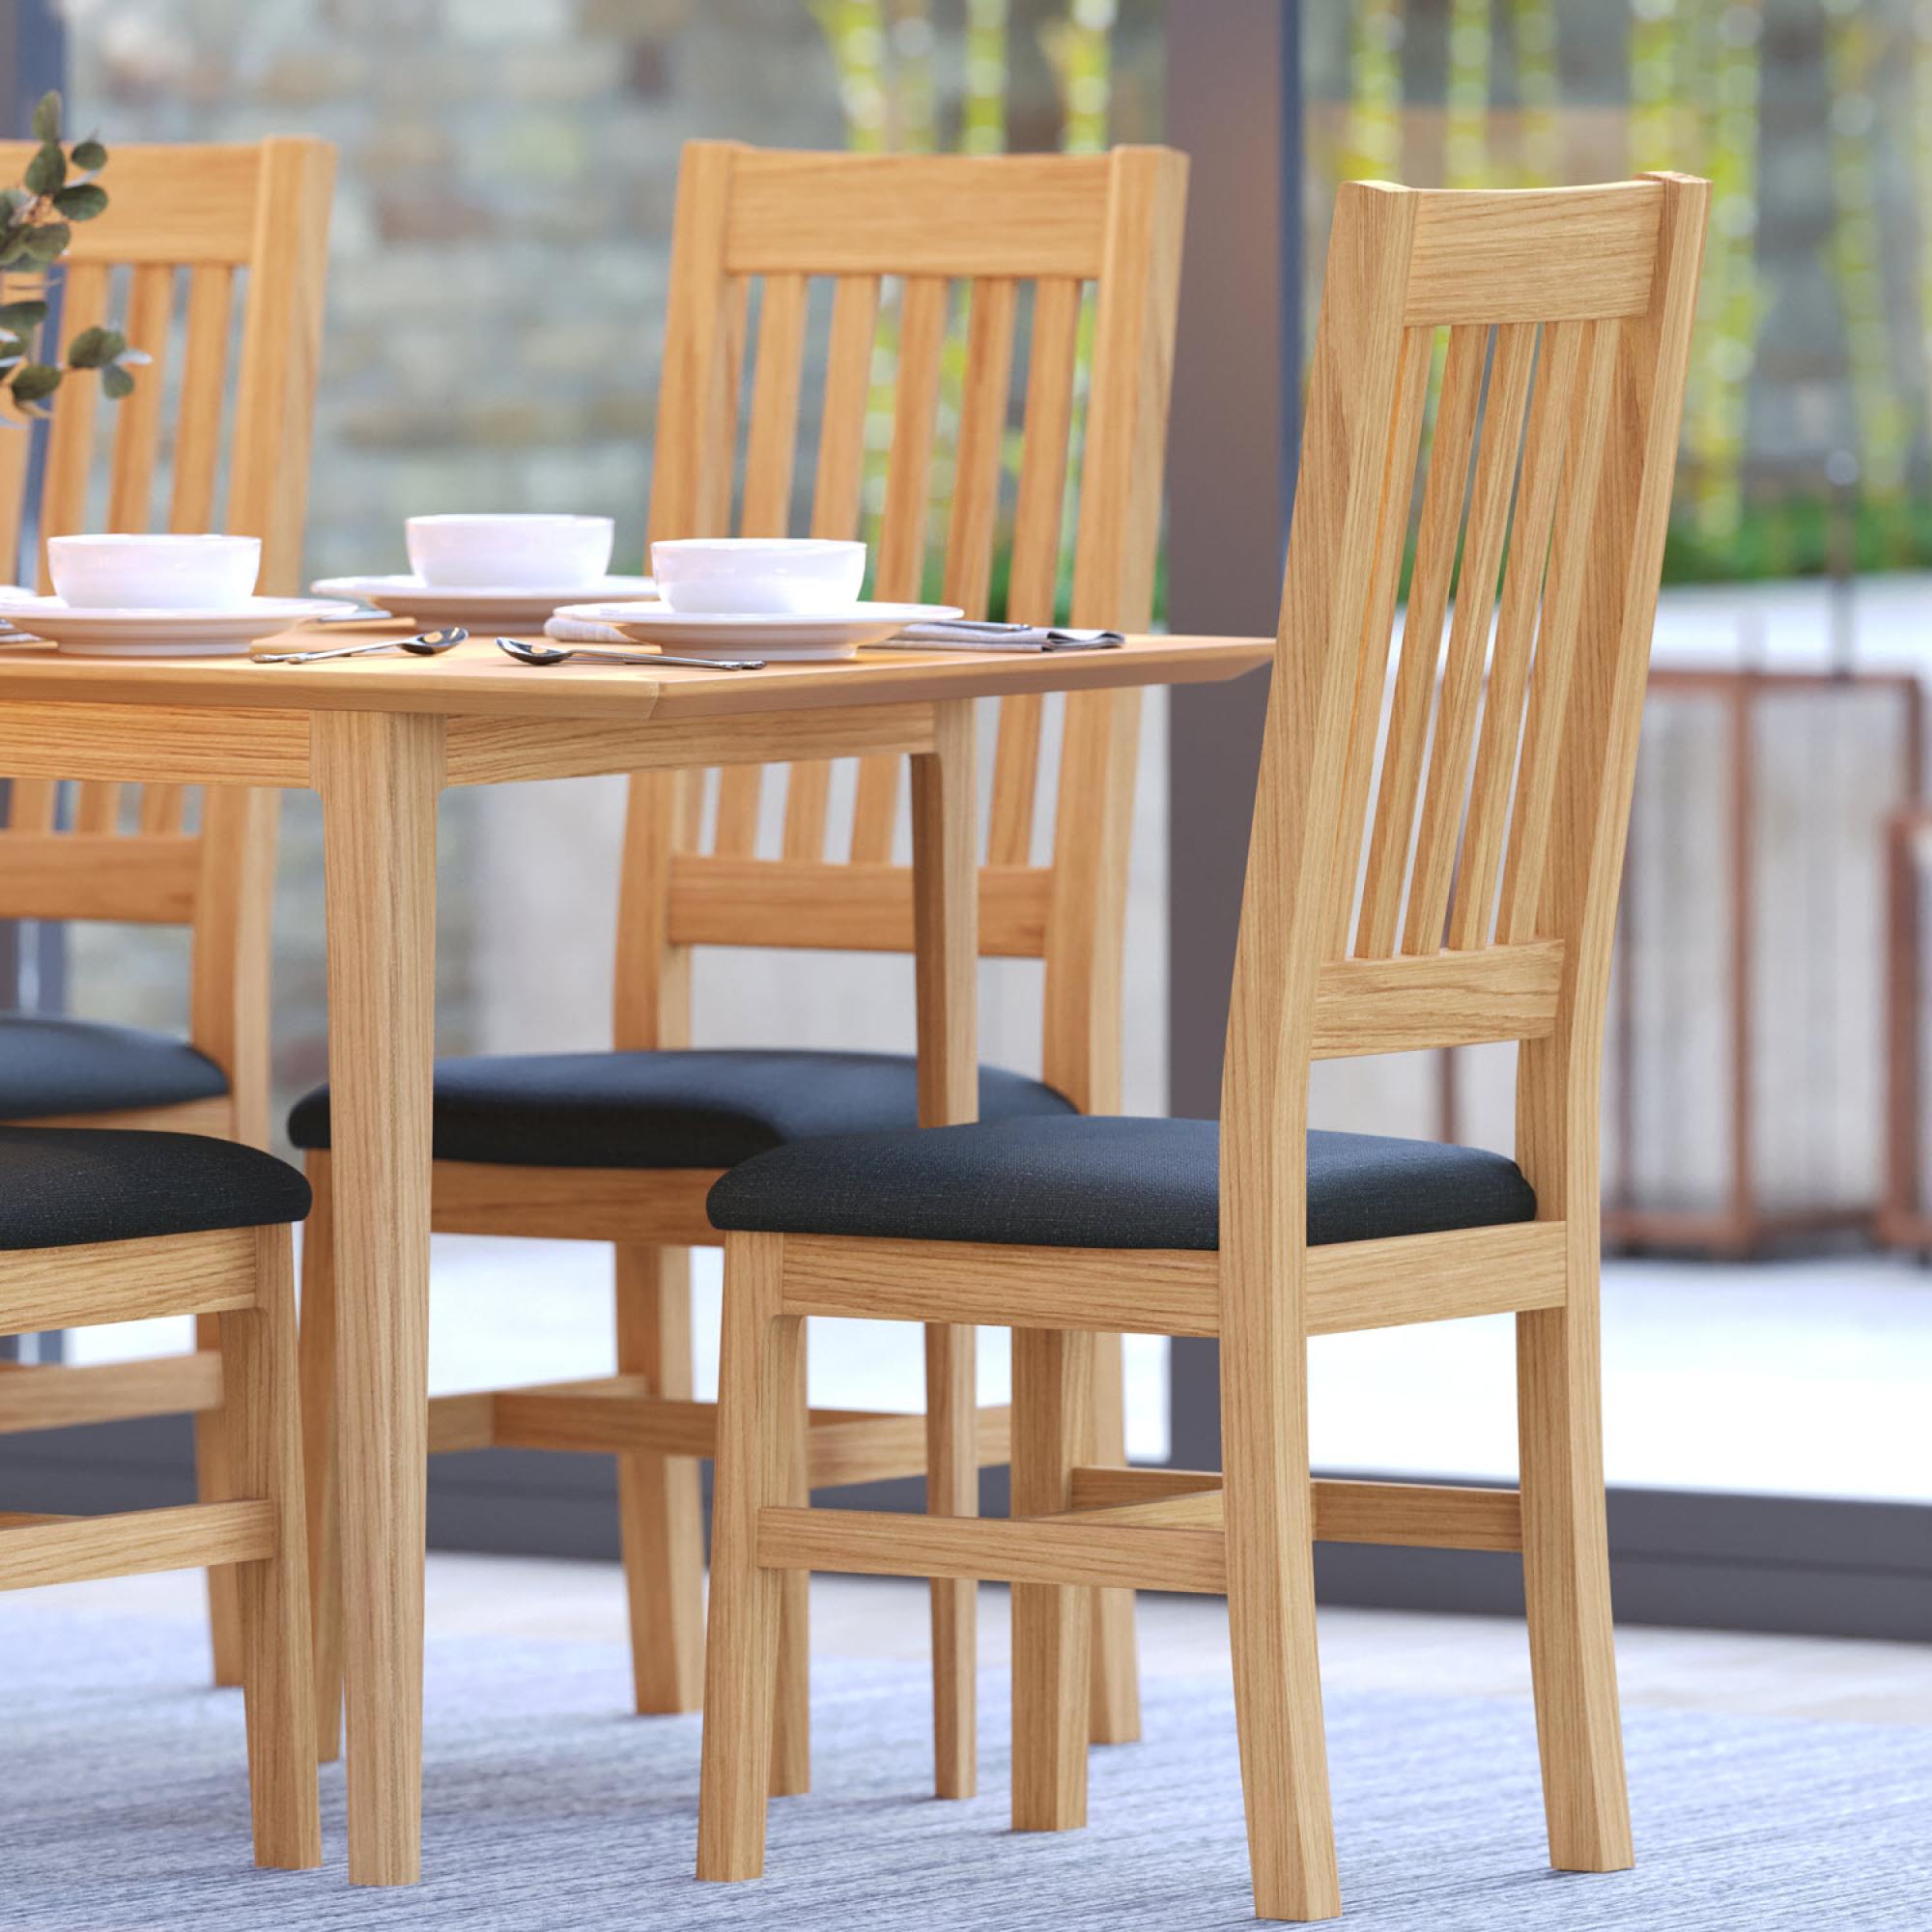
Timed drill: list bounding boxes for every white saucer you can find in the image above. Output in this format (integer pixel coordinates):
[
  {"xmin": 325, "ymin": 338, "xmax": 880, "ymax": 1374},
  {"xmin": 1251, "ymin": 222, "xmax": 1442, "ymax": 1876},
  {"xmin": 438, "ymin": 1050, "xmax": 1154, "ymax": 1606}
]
[
  {"xmin": 314, "ymin": 573, "xmax": 657, "ymax": 629},
  {"xmin": 557, "ymin": 601, "xmax": 965, "ymax": 662},
  {"xmin": 1, "ymin": 595, "xmax": 361, "ymax": 657}
]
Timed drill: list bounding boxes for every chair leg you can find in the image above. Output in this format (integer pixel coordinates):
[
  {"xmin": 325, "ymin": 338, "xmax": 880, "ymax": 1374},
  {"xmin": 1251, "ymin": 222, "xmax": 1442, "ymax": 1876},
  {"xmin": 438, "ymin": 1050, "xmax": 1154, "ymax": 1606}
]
[
  {"xmin": 194, "ymin": 1310, "xmax": 245, "ymax": 1689},
  {"xmin": 298, "ymin": 1155, "xmax": 344, "ymax": 1765},
  {"xmin": 770, "ymin": 1319, "xmax": 810, "ymax": 1797},
  {"xmin": 1011, "ymin": 1327, "xmax": 1093, "ymax": 1833},
  {"xmin": 1222, "ymin": 1303, "xmax": 1339, "ymax": 1921},
  {"xmin": 221, "ymin": 1225, "xmax": 322, "ymax": 1870},
  {"xmin": 1518, "ymin": 1292, "xmax": 1634, "ymax": 1873},
  {"xmin": 925, "ymin": 1319, "xmax": 977, "ymax": 1799},
  {"xmin": 614, "ymin": 1242, "xmax": 705, "ymax": 1716},
  {"xmin": 698, "ymin": 1231, "xmax": 802, "ymax": 1882},
  {"xmin": 1085, "ymin": 1329, "xmax": 1142, "ymax": 1746}
]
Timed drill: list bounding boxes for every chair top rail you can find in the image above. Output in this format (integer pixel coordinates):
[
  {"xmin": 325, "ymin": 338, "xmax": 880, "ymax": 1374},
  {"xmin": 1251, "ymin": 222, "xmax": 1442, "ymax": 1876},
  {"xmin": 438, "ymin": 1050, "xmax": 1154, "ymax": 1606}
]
[
  {"xmin": 0, "ymin": 139, "xmax": 321, "ymax": 267},
  {"xmin": 719, "ymin": 146, "xmax": 1125, "ymax": 279}
]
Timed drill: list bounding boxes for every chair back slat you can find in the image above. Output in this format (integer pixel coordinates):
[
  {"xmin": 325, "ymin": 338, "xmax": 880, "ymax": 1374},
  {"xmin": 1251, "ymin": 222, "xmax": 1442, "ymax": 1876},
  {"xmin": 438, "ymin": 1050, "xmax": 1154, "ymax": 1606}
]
[
  {"xmin": 848, "ymin": 271, "xmax": 952, "ymax": 864},
  {"xmin": 2, "ymin": 779, "xmax": 56, "ymax": 833},
  {"xmin": 1400, "ymin": 319, "xmax": 1538, "ymax": 956},
  {"xmin": 741, "ymin": 272, "xmax": 809, "ymax": 536},
  {"xmin": 71, "ymin": 781, "xmax": 122, "ymax": 835},
  {"xmin": 169, "ymin": 266, "xmax": 236, "ymax": 533},
  {"xmin": 139, "ymin": 782, "xmax": 187, "ymax": 836},
  {"xmin": 713, "ymin": 766, "xmax": 762, "ymax": 859},
  {"xmin": 619, "ymin": 142, "xmax": 1187, "ymax": 1109},
  {"xmin": 943, "ymin": 277, "xmax": 1019, "ymax": 618},
  {"xmin": 105, "ymin": 264, "xmax": 174, "ymax": 532},
  {"xmin": 985, "ymin": 276, "xmax": 1085, "ymax": 872},
  {"xmin": 810, "ymin": 276, "xmax": 880, "ymax": 539},
  {"xmin": 1221, "ymin": 174, "xmax": 1707, "ymax": 1229},
  {"xmin": 1449, "ymin": 318, "xmax": 1584, "ymax": 952},
  {"xmin": 1322, "ymin": 326, "xmax": 1432, "ymax": 958},
  {"xmin": 36, "ymin": 260, "xmax": 110, "ymax": 573},
  {"xmin": 0, "ymin": 139, "xmax": 332, "ymax": 1122},
  {"xmin": 1495, "ymin": 319, "xmax": 1623, "ymax": 946},
  {"xmin": 1353, "ymin": 324, "xmax": 1486, "ymax": 958}
]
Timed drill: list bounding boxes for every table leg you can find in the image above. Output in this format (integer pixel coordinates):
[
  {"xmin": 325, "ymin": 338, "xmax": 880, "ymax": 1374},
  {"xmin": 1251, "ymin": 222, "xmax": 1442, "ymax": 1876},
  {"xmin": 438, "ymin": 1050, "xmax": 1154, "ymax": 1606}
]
[
  {"xmin": 315, "ymin": 710, "xmax": 443, "ymax": 1887},
  {"xmin": 910, "ymin": 696, "xmax": 980, "ymax": 1799}
]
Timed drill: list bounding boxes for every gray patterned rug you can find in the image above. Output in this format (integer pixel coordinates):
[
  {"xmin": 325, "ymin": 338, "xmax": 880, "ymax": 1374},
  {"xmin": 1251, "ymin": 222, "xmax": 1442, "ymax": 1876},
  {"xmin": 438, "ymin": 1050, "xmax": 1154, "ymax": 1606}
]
[{"xmin": 0, "ymin": 1606, "xmax": 1926, "ymax": 1929}]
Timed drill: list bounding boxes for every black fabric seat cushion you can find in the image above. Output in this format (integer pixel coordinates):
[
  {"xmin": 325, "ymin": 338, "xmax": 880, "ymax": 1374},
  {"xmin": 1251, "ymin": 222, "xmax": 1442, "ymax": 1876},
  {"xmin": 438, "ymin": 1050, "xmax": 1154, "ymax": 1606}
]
[
  {"xmin": 287, "ymin": 1049, "xmax": 1077, "ymax": 1170},
  {"xmin": 0, "ymin": 1125, "xmax": 311, "ymax": 1252},
  {"xmin": 0, "ymin": 1012, "xmax": 230, "ymax": 1120},
  {"xmin": 707, "ymin": 1114, "xmax": 1538, "ymax": 1251}
]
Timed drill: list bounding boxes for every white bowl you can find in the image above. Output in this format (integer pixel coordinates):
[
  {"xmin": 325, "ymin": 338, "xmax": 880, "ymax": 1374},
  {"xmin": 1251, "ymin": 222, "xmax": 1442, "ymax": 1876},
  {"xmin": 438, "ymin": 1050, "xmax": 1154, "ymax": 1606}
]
[
  {"xmin": 650, "ymin": 538, "xmax": 866, "ymax": 614},
  {"xmin": 406, "ymin": 514, "xmax": 615, "ymax": 588},
  {"xmin": 46, "ymin": 533, "xmax": 260, "ymax": 610}
]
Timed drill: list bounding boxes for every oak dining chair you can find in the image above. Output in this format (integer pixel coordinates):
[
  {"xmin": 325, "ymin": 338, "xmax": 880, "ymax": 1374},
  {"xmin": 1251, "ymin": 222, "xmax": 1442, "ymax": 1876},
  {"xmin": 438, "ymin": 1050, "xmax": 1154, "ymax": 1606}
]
[
  {"xmin": 292, "ymin": 136, "xmax": 1187, "ymax": 1792},
  {"xmin": 0, "ymin": 136, "xmax": 335, "ymax": 1688},
  {"xmin": 696, "ymin": 170, "xmax": 1710, "ymax": 1920},
  {"xmin": 0, "ymin": 1123, "xmax": 318, "ymax": 1871}
]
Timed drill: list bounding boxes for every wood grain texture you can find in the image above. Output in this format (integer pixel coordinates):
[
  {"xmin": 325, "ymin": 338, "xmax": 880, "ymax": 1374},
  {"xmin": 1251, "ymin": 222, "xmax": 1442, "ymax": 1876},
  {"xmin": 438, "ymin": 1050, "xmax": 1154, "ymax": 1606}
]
[
  {"xmin": 1512, "ymin": 171, "xmax": 1708, "ymax": 1881},
  {"xmin": 0, "ymin": 1352, "xmax": 221, "ymax": 1433},
  {"xmin": 1311, "ymin": 941, "xmax": 1564, "ymax": 1057},
  {"xmin": 614, "ymin": 1244, "xmax": 704, "ymax": 1717},
  {"xmin": 1402, "ymin": 320, "xmax": 1538, "ymax": 954},
  {"xmin": 298, "ymin": 1154, "xmax": 344, "ymax": 1766},
  {"xmin": 314, "ymin": 708, "xmax": 441, "ymax": 1888},
  {"xmin": 724, "ymin": 150, "xmax": 1114, "ymax": 277},
  {"xmin": 1450, "ymin": 319, "xmax": 1583, "ymax": 951},
  {"xmin": 912, "ymin": 695, "xmax": 980, "ymax": 1800},
  {"xmin": 780, "ymin": 1221, "xmax": 1564, "ymax": 1341},
  {"xmin": 696, "ymin": 1232, "xmax": 794, "ymax": 1882},
  {"xmin": 0, "ymin": 1499, "xmax": 274, "ymax": 1592},
  {"xmin": 222, "ymin": 1225, "xmax": 323, "ymax": 1868},
  {"xmin": 0, "ymin": 1227, "xmax": 257, "ymax": 1332},
  {"xmin": 1354, "ymin": 323, "xmax": 1486, "ymax": 960},
  {"xmin": 1010, "ymin": 1327, "xmax": 1094, "ymax": 1832}
]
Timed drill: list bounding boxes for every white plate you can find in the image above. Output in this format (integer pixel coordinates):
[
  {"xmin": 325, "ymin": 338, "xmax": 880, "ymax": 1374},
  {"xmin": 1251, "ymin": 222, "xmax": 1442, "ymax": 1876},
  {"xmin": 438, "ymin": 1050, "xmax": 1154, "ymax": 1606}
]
[
  {"xmin": 0, "ymin": 595, "xmax": 360, "ymax": 657},
  {"xmin": 557, "ymin": 600, "xmax": 965, "ymax": 662},
  {"xmin": 313, "ymin": 573, "xmax": 657, "ymax": 628}
]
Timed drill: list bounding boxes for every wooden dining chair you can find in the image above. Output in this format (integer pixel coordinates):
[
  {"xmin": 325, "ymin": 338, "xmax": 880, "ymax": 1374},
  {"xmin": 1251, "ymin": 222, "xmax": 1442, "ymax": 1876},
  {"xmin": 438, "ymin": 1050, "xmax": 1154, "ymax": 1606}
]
[
  {"xmin": 292, "ymin": 138, "xmax": 1187, "ymax": 1791},
  {"xmin": 0, "ymin": 136, "xmax": 335, "ymax": 1689},
  {"xmin": 696, "ymin": 171, "xmax": 1709, "ymax": 1919},
  {"xmin": 0, "ymin": 1123, "xmax": 319, "ymax": 1871}
]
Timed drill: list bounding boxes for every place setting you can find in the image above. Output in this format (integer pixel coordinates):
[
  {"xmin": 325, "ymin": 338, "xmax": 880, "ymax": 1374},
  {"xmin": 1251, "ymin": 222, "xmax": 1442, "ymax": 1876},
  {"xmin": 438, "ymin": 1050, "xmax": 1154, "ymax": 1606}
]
[
  {"xmin": 312, "ymin": 512, "xmax": 656, "ymax": 631},
  {"xmin": 0, "ymin": 534, "xmax": 357, "ymax": 656},
  {"xmin": 553, "ymin": 536, "xmax": 1121, "ymax": 663}
]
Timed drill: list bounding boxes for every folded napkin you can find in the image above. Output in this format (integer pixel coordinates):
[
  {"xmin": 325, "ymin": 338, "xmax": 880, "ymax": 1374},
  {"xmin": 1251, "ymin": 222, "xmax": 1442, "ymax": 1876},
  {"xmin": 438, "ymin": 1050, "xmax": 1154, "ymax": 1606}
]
[
  {"xmin": 546, "ymin": 612, "xmax": 634, "ymax": 645},
  {"xmin": 877, "ymin": 623, "xmax": 1124, "ymax": 651}
]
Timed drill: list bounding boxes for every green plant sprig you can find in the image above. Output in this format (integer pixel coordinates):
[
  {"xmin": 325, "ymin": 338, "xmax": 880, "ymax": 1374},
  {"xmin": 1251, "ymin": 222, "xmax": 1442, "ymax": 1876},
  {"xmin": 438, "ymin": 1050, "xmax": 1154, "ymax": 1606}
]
[{"xmin": 0, "ymin": 91, "xmax": 145, "ymax": 420}]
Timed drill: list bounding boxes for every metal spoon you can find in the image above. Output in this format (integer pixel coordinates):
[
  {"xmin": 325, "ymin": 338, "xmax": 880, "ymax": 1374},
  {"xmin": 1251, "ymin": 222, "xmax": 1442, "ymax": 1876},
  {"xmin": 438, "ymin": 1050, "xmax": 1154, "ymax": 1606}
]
[
  {"xmin": 254, "ymin": 626, "xmax": 468, "ymax": 666},
  {"xmin": 497, "ymin": 636, "xmax": 765, "ymax": 672}
]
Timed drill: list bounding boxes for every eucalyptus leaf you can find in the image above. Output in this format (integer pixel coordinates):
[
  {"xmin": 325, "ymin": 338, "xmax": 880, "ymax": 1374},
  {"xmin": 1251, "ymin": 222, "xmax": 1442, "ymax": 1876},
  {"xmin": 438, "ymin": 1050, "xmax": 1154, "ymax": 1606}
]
[
  {"xmin": 22, "ymin": 222, "xmax": 70, "ymax": 262},
  {"xmin": 52, "ymin": 184, "xmax": 105, "ymax": 222},
  {"xmin": 24, "ymin": 142, "xmax": 66, "ymax": 196},
  {"xmin": 66, "ymin": 325, "xmax": 126, "ymax": 369},
  {"xmin": 70, "ymin": 138, "xmax": 107, "ymax": 173},
  {"xmin": 10, "ymin": 362, "xmax": 62, "ymax": 403},
  {"xmin": 31, "ymin": 93, "xmax": 61, "ymax": 144},
  {"xmin": 0, "ymin": 236, "xmax": 28, "ymax": 268},
  {"xmin": 0, "ymin": 187, "xmax": 28, "ymax": 221},
  {"xmin": 99, "ymin": 363, "xmax": 134, "ymax": 401},
  {"xmin": 0, "ymin": 299, "xmax": 47, "ymax": 331}
]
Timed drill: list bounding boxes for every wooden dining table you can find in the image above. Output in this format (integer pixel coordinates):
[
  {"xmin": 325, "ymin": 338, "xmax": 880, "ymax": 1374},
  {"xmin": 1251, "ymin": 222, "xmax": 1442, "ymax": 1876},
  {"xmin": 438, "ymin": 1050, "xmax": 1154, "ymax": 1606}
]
[{"xmin": 0, "ymin": 624, "xmax": 1268, "ymax": 1883}]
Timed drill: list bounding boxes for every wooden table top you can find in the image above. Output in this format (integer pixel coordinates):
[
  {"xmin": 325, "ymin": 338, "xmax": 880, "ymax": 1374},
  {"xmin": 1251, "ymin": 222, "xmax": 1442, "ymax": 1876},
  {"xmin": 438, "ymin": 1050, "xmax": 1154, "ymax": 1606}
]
[{"xmin": 0, "ymin": 627, "xmax": 1273, "ymax": 720}]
